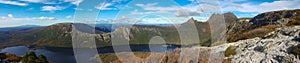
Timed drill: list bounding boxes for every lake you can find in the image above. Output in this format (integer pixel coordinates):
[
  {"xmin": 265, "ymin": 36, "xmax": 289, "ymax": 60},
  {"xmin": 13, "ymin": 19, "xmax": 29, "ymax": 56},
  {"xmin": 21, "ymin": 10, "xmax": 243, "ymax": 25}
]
[{"xmin": 0, "ymin": 44, "xmax": 179, "ymax": 63}]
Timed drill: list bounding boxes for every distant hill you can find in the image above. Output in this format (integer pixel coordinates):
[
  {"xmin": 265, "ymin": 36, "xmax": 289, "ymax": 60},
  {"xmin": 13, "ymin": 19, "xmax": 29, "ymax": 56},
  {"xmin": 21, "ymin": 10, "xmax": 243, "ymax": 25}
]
[
  {"xmin": 0, "ymin": 23, "xmax": 111, "ymax": 48},
  {"xmin": 0, "ymin": 25, "xmax": 42, "ymax": 31}
]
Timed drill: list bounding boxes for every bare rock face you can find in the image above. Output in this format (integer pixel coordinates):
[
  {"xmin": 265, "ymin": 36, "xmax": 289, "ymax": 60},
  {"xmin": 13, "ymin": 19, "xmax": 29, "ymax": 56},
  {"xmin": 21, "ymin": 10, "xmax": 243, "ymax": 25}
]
[{"xmin": 229, "ymin": 26, "xmax": 300, "ymax": 63}]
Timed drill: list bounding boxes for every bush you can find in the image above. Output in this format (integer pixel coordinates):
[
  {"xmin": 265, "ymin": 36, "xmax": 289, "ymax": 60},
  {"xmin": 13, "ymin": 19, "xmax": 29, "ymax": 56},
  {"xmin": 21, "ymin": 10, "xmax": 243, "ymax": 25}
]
[
  {"xmin": 290, "ymin": 45, "xmax": 300, "ymax": 57},
  {"xmin": 21, "ymin": 52, "xmax": 49, "ymax": 63},
  {"xmin": 225, "ymin": 46, "xmax": 237, "ymax": 57}
]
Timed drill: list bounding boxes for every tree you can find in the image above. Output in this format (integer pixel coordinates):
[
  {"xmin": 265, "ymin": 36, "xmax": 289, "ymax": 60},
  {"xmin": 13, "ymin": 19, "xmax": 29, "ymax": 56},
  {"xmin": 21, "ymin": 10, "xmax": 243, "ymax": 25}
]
[
  {"xmin": 21, "ymin": 52, "xmax": 49, "ymax": 63},
  {"xmin": 38, "ymin": 55, "xmax": 48, "ymax": 63},
  {"xmin": 21, "ymin": 52, "xmax": 29, "ymax": 63},
  {"xmin": 27, "ymin": 56, "xmax": 36, "ymax": 63},
  {"xmin": 21, "ymin": 52, "xmax": 37, "ymax": 63}
]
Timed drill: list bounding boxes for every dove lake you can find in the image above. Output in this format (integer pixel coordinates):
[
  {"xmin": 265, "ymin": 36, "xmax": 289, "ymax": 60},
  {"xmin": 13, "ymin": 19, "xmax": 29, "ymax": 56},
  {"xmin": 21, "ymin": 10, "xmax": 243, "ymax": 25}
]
[{"xmin": 0, "ymin": 44, "xmax": 180, "ymax": 63}]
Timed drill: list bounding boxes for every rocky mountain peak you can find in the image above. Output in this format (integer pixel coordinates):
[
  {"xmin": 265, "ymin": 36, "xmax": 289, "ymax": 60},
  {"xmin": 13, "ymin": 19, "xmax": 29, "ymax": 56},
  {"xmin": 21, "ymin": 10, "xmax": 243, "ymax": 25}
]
[
  {"xmin": 223, "ymin": 12, "xmax": 238, "ymax": 24},
  {"xmin": 186, "ymin": 17, "xmax": 198, "ymax": 24}
]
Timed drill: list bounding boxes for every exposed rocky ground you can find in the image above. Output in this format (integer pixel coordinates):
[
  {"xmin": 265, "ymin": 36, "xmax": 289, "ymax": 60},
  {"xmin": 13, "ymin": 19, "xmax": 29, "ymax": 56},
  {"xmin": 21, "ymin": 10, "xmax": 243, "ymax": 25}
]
[{"xmin": 229, "ymin": 26, "xmax": 300, "ymax": 63}]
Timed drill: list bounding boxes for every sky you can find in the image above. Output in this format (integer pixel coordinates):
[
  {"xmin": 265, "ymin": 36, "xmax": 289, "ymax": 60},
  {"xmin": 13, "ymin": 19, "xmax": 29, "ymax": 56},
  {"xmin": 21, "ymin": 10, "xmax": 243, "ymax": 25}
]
[{"xmin": 0, "ymin": 0, "xmax": 299, "ymax": 27}]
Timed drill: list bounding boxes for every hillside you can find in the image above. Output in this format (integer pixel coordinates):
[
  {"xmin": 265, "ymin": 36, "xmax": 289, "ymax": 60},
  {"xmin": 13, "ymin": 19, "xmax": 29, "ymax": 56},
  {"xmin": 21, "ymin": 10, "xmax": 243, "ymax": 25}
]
[
  {"xmin": 0, "ymin": 23, "xmax": 111, "ymax": 48},
  {"xmin": 227, "ymin": 9, "xmax": 300, "ymax": 42},
  {"xmin": 0, "ymin": 12, "xmax": 240, "ymax": 48},
  {"xmin": 93, "ymin": 9, "xmax": 300, "ymax": 63}
]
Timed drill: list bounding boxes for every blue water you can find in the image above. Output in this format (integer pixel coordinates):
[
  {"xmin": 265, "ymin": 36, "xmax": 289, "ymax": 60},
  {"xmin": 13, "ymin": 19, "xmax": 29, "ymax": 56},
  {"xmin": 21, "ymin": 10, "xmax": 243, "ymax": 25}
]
[{"xmin": 0, "ymin": 44, "xmax": 179, "ymax": 63}]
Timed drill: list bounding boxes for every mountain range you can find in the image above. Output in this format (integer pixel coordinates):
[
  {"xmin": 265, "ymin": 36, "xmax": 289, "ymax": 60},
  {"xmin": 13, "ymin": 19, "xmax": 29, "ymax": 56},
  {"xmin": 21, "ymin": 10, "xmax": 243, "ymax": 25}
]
[
  {"xmin": 0, "ymin": 9, "xmax": 299, "ymax": 49},
  {"xmin": 91, "ymin": 9, "xmax": 300, "ymax": 63}
]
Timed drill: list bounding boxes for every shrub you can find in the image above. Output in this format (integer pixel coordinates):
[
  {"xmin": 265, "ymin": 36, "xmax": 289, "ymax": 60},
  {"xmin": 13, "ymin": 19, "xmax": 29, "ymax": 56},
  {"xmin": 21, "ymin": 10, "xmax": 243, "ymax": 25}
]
[
  {"xmin": 290, "ymin": 45, "xmax": 300, "ymax": 57},
  {"xmin": 225, "ymin": 46, "xmax": 237, "ymax": 57},
  {"xmin": 21, "ymin": 52, "xmax": 49, "ymax": 63}
]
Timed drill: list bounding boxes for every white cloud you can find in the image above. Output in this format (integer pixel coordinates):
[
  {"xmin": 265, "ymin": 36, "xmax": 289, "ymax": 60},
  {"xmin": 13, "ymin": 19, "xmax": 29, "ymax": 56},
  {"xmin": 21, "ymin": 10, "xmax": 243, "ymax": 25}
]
[
  {"xmin": 175, "ymin": 9, "xmax": 202, "ymax": 17},
  {"xmin": 131, "ymin": 9, "xmax": 164, "ymax": 14},
  {"xmin": 33, "ymin": 16, "xmax": 56, "ymax": 20},
  {"xmin": 222, "ymin": 0, "xmax": 300, "ymax": 13},
  {"xmin": 132, "ymin": 3, "xmax": 181, "ymax": 15},
  {"xmin": 42, "ymin": 6, "xmax": 65, "ymax": 12},
  {"xmin": 21, "ymin": 0, "xmax": 61, "ymax": 4},
  {"xmin": 0, "ymin": 0, "xmax": 28, "ymax": 6},
  {"xmin": 19, "ymin": 0, "xmax": 84, "ymax": 5},
  {"xmin": 200, "ymin": 4, "xmax": 222, "ymax": 13},
  {"xmin": 95, "ymin": 0, "xmax": 130, "ymax": 10},
  {"xmin": 1, "ymin": 16, "xmax": 6, "ymax": 19},
  {"xmin": 121, "ymin": 16, "xmax": 127, "ymax": 19},
  {"xmin": 135, "ymin": 3, "xmax": 181, "ymax": 11},
  {"xmin": 0, "ymin": 16, "xmax": 56, "ymax": 21},
  {"xmin": 21, "ymin": 0, "xmax": 42, "ymax": 3},
  {"xmin": 64, "ymin": 0, "xmax": 84, "ymax": 5},
  {"xmin": 134, "ymin": 3, "xmax": 206, "ymax": 17},
  {"xmin": 95, "ymin": 3, "xmax": 116, "ymax": 10},
  {"xmin": 66, "ymin": 15, "xmax": 72, "ymax": 19},
  {"xmin": 8, "ymin": 14, "xmax": 13, "ymax": 18}
]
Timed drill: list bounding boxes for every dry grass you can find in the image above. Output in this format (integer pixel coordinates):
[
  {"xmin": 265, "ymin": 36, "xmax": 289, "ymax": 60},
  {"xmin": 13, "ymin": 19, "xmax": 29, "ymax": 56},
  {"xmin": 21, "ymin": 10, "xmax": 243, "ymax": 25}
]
[
  {"xmin": 97, "ymin": 52, "xmax": 152, "ymax": 63},
  {"xmin": 228, "ymin": 25, "xmax": 277, "ymax": 42},
  {"xmin": 5, "ymin": 54, "xmax": 22, "ymax": 62},
  {"xmin": 210, "ymin": 41, "xmax": 227, "ymax": 46}
]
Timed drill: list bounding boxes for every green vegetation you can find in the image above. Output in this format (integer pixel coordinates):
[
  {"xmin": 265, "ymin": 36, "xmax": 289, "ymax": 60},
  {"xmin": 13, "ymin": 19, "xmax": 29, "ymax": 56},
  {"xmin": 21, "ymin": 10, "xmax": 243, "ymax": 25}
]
[
  {"xmin": 225, "ymin": 46, "xmax": 237, "ymax": 57},
  {"xmin": 21, "ymin": 52, "xmax": 49, "ymax": 63},
  {"xmin": 129, "ymin": 25, "xmax": 181, "ymax": 45}
]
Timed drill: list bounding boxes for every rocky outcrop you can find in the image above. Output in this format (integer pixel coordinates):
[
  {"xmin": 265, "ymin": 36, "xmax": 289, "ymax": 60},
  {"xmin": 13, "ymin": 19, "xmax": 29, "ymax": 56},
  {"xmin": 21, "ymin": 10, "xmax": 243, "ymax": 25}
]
[
  {"xmin": 229, "ymin": 26, "xmax": 300, "ymax": 63},
  {"xmin": 226, "ymin": 9, "xmax": 300, "ymax": 42}
]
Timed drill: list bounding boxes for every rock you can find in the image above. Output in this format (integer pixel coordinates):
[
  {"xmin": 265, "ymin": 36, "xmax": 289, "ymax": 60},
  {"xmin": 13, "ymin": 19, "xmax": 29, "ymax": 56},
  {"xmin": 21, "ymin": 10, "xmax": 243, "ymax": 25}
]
[{"xmin": 230, "ymin": 26, "xmax": 300, "ymax": 63}]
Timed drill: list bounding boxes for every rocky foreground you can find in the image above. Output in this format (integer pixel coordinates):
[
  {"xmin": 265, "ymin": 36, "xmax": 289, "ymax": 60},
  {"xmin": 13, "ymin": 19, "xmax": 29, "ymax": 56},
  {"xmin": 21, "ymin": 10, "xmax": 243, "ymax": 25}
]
[
  {"xmin": 229, "ymin": 26, "xmax": 300, "ymax": 63},
  {"xmin": 93, "ymin": 26, "xmax": 300, "ymax": 63}
]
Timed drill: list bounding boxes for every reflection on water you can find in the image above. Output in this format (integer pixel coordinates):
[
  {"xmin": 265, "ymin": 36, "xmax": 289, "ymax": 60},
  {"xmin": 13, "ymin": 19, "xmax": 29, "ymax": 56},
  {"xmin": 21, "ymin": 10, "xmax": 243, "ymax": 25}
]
[
  {"xmin": 0, "ymin": 44, "xmax": 179, "ymax": 63},
  {"xmin": 1, "ymin": 46, "xmax": 76, "ymax": 63},
  {"xmin": 0, "ymin": 46, "xmax": 29, "ymax": 56}
]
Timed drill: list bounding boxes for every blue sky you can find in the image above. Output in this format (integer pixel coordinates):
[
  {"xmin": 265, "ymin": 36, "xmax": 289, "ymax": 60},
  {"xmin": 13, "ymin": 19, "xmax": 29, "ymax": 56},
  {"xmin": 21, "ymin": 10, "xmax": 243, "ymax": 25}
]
[{"xmin": 0, "ymin": 0, "xmax": 299, "ymax": 27}]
